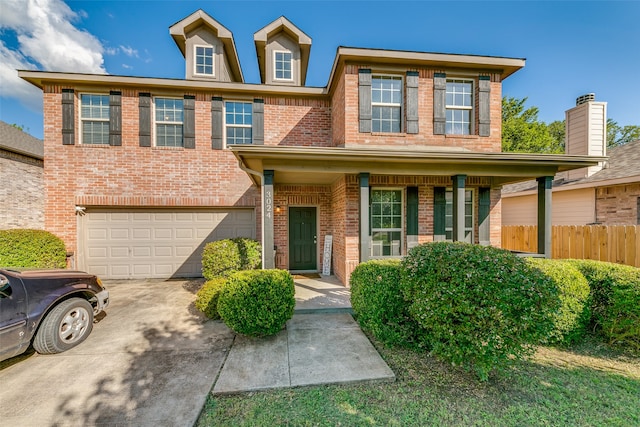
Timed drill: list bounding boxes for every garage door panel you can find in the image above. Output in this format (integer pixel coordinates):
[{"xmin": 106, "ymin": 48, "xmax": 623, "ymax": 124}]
[
  {"xmin": 110, "ymin": 247, "xmax": 129, "ymax": 258},
  {"xmin": 175, "ymin": 228, "xmax": 194, "ymax": 239},
  {"xmin": 83, "ymin": 208, "xmax": 255, "ymax": 279}
]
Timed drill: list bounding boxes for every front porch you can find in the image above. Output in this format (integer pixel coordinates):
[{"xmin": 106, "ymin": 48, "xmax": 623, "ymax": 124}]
[{"xmin": 233, "ymin": 145, "xmax": 604, "ymax": 285}]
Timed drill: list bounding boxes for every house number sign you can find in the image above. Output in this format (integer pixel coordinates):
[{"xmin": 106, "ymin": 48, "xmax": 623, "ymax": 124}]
[
  {"xmin": 322, "ymin": 235, "xmax": 332, "ymax": 276},
  {"xmin": 265, "ymin": 190, "xmax": 272, "ymax": 218}
]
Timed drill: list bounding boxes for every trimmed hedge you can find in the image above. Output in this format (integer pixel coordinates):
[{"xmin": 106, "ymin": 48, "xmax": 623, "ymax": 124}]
[
  {"xmin": 217, "ymin": 269, "xmax": 295, "ymax": 337},
  {"xmin": 401, "ymin": 242, "xmax": 558, "ymax": 381},
  {"xmin": 565, "ymin": 260, "xmax": 640, "ymax": 352},
  {"xmin": 195, "ymin": 278, "xmax": 227, "ymax": 319},
  {"xmin": 527, "ymin": 259, "xmax": 590, "ymax": 345},
  {"xmin": 350, "ymin": 259, "xmax": 423, "ymax": 349},
  {"xmin": 201, "ymin": 238, "xmax": 261, "ymax": 280},
  {"xmin": 0, "ymin": 229, "xmax": 66, "ymax": 268}
]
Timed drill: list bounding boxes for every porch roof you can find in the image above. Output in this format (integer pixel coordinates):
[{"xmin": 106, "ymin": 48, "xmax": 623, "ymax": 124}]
[{"xmin": 230, "ymin": 145, "xmax": 606, "ymax": 186}]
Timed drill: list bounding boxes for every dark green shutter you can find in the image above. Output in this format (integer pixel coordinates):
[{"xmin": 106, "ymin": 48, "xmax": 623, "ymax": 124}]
[
  {"xmin": 406, "ymin": 71, "xmax": 419, "ymax": 134},
  {"xmin": 253, "ymin": 98, "xmax": 264, "ymax": 145},
  {"xmin": 138, "ymin": 92, "xmax": 151, "ymax": 147},
  {"xmin": 211, "ymin": 96, "xmax": 223, "ymax": 149},
  {"xmin": 434, "ymin": 187, "xmax": 446, "ymax": 241},
  {"xmin": 109, "ymin": 91, "xmax": 122, "ymax": 146},
  {"xmin": 61, "ymin": 89, "xmax": 74, "ymax": 145},
  {"xmin": 358, "ymin": 69, "xmax": 372, "ymax": 133},
  {"xmin": 183, "ymin": 95, "xmax": 195, "ymax": 149},
  {"xmin": 407, "ymin": 186, "xmax": 419, "ymax": 235},
  {"xmin": 479, "ymin": 187, "xmax": 491, "ymax": 245},
  {"xmin": 433, "ymin": 73, "xmax": 446, "ymax": 135},
  {"xmin": 478, "ymin": 76, "xmax": 491, "ymax": 137}
]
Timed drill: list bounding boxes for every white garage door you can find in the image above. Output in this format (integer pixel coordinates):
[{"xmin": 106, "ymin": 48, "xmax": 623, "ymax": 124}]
[{"xmin": 81, "ymin": 208, "xmax": 255, "ymax": 279}]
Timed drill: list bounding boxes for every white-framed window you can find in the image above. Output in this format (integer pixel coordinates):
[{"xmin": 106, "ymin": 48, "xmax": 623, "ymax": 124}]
[
  {"xmin": 274, "ymin": 51, "xmax": 292, "ymax": 80},
  {"xmin": 225, "ymin": 101, "xmax": 252, "ymax": 145},
  {"xmin": 445, "ymin": 188, "xmax": 474, "ymax": 242},
  {"xmin": 155, "ymin": 98, "xmax": 183, "ymax": 147},
  {"xmin": 194, "ymin": 45, "xmax": 214, "ymax": 76},
  {"xmin": 372, "ymin": 75, "xmax": 402, "ymax": 133},
  {"xmin": 371, "ymin": 188, "xmax": 403, "ymax": 257},
  {"xmin": 80, "ymin": 93, "xmax": 109, "ymax": 145},
  {"xmin": 446, "ymin": 79, "xmax": 473, "ymax": 135}
]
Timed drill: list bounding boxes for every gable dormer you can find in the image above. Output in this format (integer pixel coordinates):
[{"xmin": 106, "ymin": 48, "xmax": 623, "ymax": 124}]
[
  {"xmin": 254, "ymin": 16, "xmax": 311, "ymax": 86},
  {"xmin": 170, "ymin": 10, "xmax": 243, "ymax": 82}
]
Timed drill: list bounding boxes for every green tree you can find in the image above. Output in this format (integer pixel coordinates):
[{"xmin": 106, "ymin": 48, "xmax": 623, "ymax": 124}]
[
  {"xmin": 547, "ymin": 120, "xmax": 566, "ymax": 152},
  {"xmin": 607, "ymin": 119, "xmax": 640, "ymax": 148},
  {"xmin": 502, "ymin": 97, "xmax": 562, "ymax": 154}
]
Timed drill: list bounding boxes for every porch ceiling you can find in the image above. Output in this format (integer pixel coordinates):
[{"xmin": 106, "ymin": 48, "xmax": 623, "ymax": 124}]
[{"xmin": 231, "ymin": 145, "xmax": 606, "ymax": 187}]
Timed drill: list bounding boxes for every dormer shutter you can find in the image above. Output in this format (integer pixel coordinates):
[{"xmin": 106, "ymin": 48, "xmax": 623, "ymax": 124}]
[
  {"xmin": 478, "ymin": 76, "xmax": 491, "ymax": 137},
  {"xmin": 252, "ymin": 99, "xmax": 264, "ymax": 145},
  {"xmin": 183, "ymin": 95, "xmax": 196, "ymax": 149},
  {"xmin": 358, "ymin": 69, "xmax": 372, "ymax": 133},
  {"xmin": 433, "ymin": 73, "xmax": 446, "ymax": 135},
  {"xmin": 211, "ymin": 97, "xmax": 223, "ymax": 150},
  {"xmin": 406, "ymin": 71, "xmax": 419, "ymax": 134},
  {"xmin": 109, "ymin": 91, "xmax": 122, "ymax": 146},
  {"xmin": 61, "ymin": 89, "xmax": 74, "ymax": 145}
]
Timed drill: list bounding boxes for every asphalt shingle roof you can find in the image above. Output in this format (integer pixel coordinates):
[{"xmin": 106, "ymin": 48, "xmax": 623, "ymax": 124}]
[
  {"xmin": 0, "ymin": 120, "xmax": 43, "ymax": 159},
  {"xmin": 502, "ymin": 139, "xmax": 640, "ymax": 194}
]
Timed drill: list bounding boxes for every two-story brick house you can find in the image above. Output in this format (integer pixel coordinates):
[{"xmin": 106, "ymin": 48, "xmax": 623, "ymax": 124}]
[{"xmin": 19, "ymin": 10, "xmax": 601, "ymax": 284}]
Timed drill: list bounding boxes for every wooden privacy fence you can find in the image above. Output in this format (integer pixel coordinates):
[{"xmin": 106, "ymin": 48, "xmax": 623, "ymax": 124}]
[{"xmin": 502, "ymin": 225, "xmax": 640, "ymax": 268}]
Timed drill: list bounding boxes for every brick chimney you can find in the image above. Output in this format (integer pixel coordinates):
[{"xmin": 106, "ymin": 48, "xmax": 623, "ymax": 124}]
[{"xmin": 564, "ymin": 93, "xmax": 607, "ymax": 180}]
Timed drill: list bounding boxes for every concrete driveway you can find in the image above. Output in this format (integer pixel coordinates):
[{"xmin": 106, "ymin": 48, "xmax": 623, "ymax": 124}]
[{"xmin": 0, "ymin": 278, "xmax": 234, "ymax": 427}]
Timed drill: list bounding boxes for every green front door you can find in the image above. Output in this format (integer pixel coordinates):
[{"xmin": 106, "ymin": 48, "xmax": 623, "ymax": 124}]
[{"xmin": 289, "ymin": 207, "xmax": 317, "ymax": 270}]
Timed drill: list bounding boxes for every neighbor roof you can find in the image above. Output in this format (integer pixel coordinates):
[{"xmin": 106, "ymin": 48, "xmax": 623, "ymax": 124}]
[
  {"xmin": 502, "ymin": 140, "xmax": 640, "ymax": 195},
  {"xmin": 0, "ymin": 121, "xmax": 43, "ymax": 159}
]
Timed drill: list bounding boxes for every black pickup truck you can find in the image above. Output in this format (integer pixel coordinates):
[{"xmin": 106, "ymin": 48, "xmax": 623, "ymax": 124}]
[{"xmin": 0, "ymin": 269, "xmax": 109, "ymax": 362}]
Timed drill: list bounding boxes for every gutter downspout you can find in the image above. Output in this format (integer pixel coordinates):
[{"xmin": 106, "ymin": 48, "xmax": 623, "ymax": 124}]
[{"xmin": 237, "ymin": 158, "xmax": 266, "ymax": 268}]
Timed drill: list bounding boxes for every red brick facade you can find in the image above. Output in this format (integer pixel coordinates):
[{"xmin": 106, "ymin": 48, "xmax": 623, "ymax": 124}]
[{"xmin": 31, "ymin": 17, "xmax": 521, "ymax": 284}]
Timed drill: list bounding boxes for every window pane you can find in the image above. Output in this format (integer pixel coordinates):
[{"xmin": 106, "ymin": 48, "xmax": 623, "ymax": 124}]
[
  {"xmin": 82, "ymin": 121, "xmax": 109, "ymax": 145},
  {"xmin": 275, "ymin": 51, "xmax": 292, "ymax": 80},
  {"xmin": 156, "ymin": 124, "xmax": 183, "ymax": 147},
  {"xmin": 195, "ymin": 46, "xmax": 214, "ymax": 75}
]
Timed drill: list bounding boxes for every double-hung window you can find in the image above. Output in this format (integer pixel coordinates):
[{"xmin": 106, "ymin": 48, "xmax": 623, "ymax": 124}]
[
  {"xmin": 225, "ymin": 101, "xmax": 252, "ymax": 145},
  {"xmin": 274, "ymin": 51, "xmax": 292, "ymax": 80},
  {"xmin": 155, "ymin": 98, "xmax": 183, "ymax": 147},
  {"xmin": 446, "ymin": 79, "xmax": 473, "ymax": 135},
  {"xmin": 372, "ymin": 76, "xmax": 402, "ymax": 133},
  {"xmin": 80, "ymin": 94, "xmax": 109, "ymax": 145},
  {"xmin": 445, "ymin": 189, "xmax": 473, "ymax": 242},
  {"xmin": 371, "ymin": 189, "xmax": 403, "ymax": 256},
  {"xmin": 195, "ymin": 45, "xmax": 214, "ymax": 76}
]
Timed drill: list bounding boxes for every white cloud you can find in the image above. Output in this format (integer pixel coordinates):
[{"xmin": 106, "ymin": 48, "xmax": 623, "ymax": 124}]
[
  {"xmin": 0, "ymin": 0, "xmax": 106, "ymax": 111},
  {"xmin": 122, "ymin": 64, "xmax": 133, "ymax": 70},
  {"xmin": 120, "ymin": 45, "xmax": 138, "ymax": 58},
  {"xmin": 0, "ymin": 41, "xmax": 42, "ymax": 111}
]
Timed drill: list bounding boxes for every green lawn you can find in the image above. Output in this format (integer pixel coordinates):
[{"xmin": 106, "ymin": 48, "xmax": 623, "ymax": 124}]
[{"xmin": 197, "ymin": 336, "xmax": 640, "ymax": 427}]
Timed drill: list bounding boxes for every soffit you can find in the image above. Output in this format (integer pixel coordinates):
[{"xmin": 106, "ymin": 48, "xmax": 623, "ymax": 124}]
[{"xmin": 231, "ymin": 146, "xmax": 604, "ymax": 186}]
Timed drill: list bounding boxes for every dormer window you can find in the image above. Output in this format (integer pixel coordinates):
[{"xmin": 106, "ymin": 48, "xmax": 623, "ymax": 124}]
[
  {"xmin": 195, "ymin": 45, "xmax": 214, "ymax": 76},
  {"xmin": 274, "ymin": 51, "xmax": 292, "ymax": 80}
]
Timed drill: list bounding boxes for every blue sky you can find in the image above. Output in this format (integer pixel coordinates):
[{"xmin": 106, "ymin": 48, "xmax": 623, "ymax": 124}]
[{"xmin": 1, "ymin": 0, "xmax": 639, "ymax": 140}]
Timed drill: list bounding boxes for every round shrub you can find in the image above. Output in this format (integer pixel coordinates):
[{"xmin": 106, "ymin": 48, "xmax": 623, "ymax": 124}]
[
  {"xmin": 350, "ymin": 259, "xmax": 423, "ymax": 349},
  {"xmin": 566, "ymin": 260, "xmax": 640, "ymax": 352},
  {"xmin": 527, "ymin": 259, "xmax": 590, "ymax": 345},
  {"xmin": 201, "ymin": 238, "xmax": 261, "ymax": 279},
  {"xmin": 195, "ymin": 278, "xmax": 228, "ymax": 319},
  {"xmin": 217, "ymin": 269, "xmax": 295, "ymax": 337},
  {"xmin": 0, "ymin": 229, "xmax": 66, "ymax": 268},
  {"xmin": 401, "ymin": 242, "xmax": 559, "ymax": 381}
]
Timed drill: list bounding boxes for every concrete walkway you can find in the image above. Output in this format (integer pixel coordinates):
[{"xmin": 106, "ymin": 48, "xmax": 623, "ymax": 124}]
[{"xmin": 213, "ymin": 274, "xmax": 395, "ymax": 394}]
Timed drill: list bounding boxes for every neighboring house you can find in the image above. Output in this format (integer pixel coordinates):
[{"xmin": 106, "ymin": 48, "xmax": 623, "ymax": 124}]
[
  {"xmin": 19, "ymin": 10, "xmax": 601, "ymax": 283},
  {"xmin": 503, "ymin": 96, "xmax": 639, "ymax": 226},
  {"xmin": 0, "ymin": 121, "xmax": 44, "ymax": 230}
]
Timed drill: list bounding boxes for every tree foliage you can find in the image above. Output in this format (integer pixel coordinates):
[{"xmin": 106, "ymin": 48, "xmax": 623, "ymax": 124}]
[
  {"xmin": 607, "ymin": 119, "xmax": 640, "ymax": 148},
  {"xmin": 501, "ymin": 97, "xmax": 562, "ymax": 154}
]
